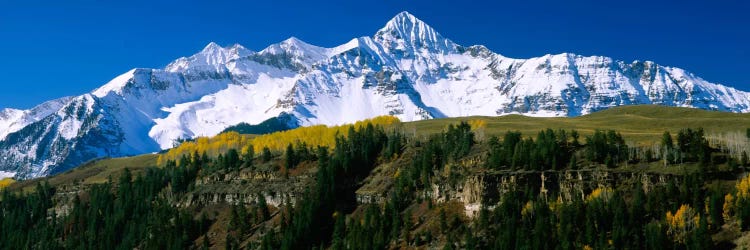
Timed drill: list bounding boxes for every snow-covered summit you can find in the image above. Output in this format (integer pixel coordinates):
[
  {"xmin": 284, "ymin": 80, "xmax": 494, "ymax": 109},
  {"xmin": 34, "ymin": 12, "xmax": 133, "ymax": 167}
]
[
  {"xmin": 259, "ymin": 37, "xmax": 330, "ymax": 66},
  {"xmin": 92, "ymin": 69, "xmax": 138, "ymax": 97},
  {"xmin": 165, "ymin": 42, "xmax": 253, "ymax": 72},
  {"xmin": 374, "ymin": 11, "xmax": 459, "ymax": 55}
]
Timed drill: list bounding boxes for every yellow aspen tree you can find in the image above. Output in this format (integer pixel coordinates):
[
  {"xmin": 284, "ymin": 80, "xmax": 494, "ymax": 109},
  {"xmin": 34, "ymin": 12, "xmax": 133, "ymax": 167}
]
[
  {"xmin": 665, "ymin": 204, "xmax": 699, "ymax": 243},
  {"xmin": 724, "ymin": 193, "xmax": 735, "ymax": 222}
]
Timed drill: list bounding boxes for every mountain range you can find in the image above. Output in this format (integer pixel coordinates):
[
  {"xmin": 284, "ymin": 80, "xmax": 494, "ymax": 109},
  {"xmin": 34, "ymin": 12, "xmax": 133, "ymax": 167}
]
[{"xmin": 1, "ymin": 11, "xmax": 749, "ymax": 179}]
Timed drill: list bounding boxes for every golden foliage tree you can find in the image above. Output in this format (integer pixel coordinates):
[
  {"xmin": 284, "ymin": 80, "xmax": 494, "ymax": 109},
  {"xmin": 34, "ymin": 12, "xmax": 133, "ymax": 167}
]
[
  {"xmin": 468, "ymin": 119, "xmax": 487, "ymax": 141},
  {"xmin": 585, "ymin": 187, "xmax": 613, "ymax": 203},
  {"xmin": 724, "ymin": 193, "xmax": 735, "ymax": 223},
  {"xmin": 665, "ymin": 204, "xmax": 699, "ymax": 243},
  {"xmin": 733, "ymin": 174, "xmax": 750, "ymax": 229},
  {"xmin": 467, "ymin": 119, "xmax": 487, "ymax": 130},
  {"xmin": 158, "ymin": 116, "xmax": 400, "ymax": 165},
  {"xmin": 157, "ymin": 131, "xmax": 252, "ymax": 166},
  {"xmin": 521, "ymin": 200, "xmax": 534, "ymax": 218},
  {"xmin": 0, "ymin": 178, "xmax": 15, "ymax": 189},
  {"xmin": 737, "ymin": 174, "xmax": 750, "ymax": 200}
]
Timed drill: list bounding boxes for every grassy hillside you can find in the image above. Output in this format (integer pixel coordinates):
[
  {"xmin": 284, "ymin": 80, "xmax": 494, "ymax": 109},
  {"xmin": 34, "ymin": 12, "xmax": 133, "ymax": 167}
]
[
  {"xmin": 10, "ymin": 154, "xmax": 157, "ymax": 192},
  {"xmin": 404, "ymin": 105, "xmax": 750, "ymax": 144}
]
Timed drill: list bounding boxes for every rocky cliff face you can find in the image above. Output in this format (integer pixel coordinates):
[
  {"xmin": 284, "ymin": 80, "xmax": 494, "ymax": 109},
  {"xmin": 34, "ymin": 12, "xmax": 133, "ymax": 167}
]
[
  {"xmin": 357, "ymin": 166, "xmax": 684, "ymax": 218},
  {"xmin": 2, "ymin": 11, "xmax": 750, "ymax": 178},
  {"xmin": 179, "ymin": 167, "xmax": 313, "ymax": 208}
]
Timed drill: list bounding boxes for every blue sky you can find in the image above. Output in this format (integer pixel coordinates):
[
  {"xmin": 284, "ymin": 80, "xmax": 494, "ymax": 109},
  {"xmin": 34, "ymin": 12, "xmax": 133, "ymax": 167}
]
[{"xmin": 0, "ymin": 0, "xmax": 747, "ymax": 109}]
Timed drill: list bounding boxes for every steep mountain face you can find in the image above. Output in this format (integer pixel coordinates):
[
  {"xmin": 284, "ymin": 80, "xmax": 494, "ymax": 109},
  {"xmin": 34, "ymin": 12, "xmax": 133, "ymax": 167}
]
[
  {"xmin": 0, "ymin": 97, "xmax": 73, "ymax": 140},
  {"xmin": 2, "ymin": 11, "xmax": 749, "ymax": 178}
]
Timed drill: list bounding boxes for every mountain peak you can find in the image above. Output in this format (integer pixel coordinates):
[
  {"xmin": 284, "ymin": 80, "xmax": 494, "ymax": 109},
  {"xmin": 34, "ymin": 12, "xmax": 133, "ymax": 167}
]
[
  {"xmin": 374, "ymin": 11, "xmax": 458, "ymax": 55},
  {"xmin": 201, "ymin": 42, "xmax": 222, "ymax": 52},
  {"xmin": 281, "ymin": 36, "xmax": 304, "ymax": 45},
  {"xmin": 259, "ymin": 37, "xmax": 330, "ymax": 67},
  {"xmin": 265, "ymin": 37, "xmax": 322, "ymax": 54},
  {"xmin": 378, "ymin": 11, "xmax": 428, "ymax": 36},
  {"xmin": 196, "ymin": 42, "xmax": 233, "ymax": 59},
  {"xmin": 228, "ymin": 43, "xmax": 252, "ymax": 57},
  {"xmin": 384, "ymin": 11, "xmax": 419, "ymax": 27},
  {"xmin": 92, "ymin": 69, "xmax": 138, "ymax": 97},
  {"xmin": 166, "ymin": 42, "xmax": 252, "ymax": 72}
]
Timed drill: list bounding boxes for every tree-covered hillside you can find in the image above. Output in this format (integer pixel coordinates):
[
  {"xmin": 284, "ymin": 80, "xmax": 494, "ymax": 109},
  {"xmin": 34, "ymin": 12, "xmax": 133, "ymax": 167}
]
[{"xmin": 4, "ymin": 111, "xmax": 750, "ymax": 249}]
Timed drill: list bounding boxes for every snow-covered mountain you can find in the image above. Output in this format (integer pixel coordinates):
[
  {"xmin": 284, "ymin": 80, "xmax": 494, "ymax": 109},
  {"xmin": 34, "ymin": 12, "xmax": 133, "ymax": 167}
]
[{"xmin": 2, "ymin": 11, "xmax": 749, "ymax": 178}]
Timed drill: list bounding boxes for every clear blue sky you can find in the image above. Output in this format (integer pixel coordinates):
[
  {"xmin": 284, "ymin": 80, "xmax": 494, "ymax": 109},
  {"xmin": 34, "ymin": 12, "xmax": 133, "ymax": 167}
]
[{"xmin": 0, "ymin": 0, "xmax": 747, "ymax": 109}]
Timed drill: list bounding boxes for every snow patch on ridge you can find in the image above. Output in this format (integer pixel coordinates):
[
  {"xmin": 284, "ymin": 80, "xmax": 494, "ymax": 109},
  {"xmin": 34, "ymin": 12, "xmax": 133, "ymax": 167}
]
[
  {"xmin": 0, "ymin": 171, "xmax": 15, "ymax": 179},
  {"xmin": 92, "ymin": 69, "xmax": 138, "ymax": 97}
]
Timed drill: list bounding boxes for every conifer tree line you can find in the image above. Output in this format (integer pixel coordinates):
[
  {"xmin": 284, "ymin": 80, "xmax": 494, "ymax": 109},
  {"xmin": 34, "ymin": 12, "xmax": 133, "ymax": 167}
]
[
  {"xmin": 0, "ymin": 167, "xmax": 210, "ymax": 249},
  {"xmin": 2, "ymin": 122, "xmax": 750, "ymax": 249},
  {"xmin": 485, "ymin": 129, "xmax": 628, "ymax": 170}
]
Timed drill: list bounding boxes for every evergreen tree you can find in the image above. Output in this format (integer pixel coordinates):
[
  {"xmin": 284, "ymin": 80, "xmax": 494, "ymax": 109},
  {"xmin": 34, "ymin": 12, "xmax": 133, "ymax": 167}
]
[
  {"xmin": 243, "ymin": 145, "xmax": 254, "ymax": 167},
  {"xmin": 226, "ymin": 149, "xmax": 240, "ymax": 170},
  {"xmin": 285, "ymin": 143, "xmax": 297, "ymax": 170},
  {"xmin": 463, "ymin": 229, "xmax": 476, "ymax": 250},
  {"xmin": 688, "ymin": 216, "xmax": 711, "ymax": 249},
  {"xmin": 331, "ymin": 213, "xmax": 346, "ymax": 250},
  {"xmin": 262, "ymin": 147, "xmax": 272, "ymax": 162},
  {"xmin": 662, "ymin": 131, "xmax": 674, "ymax": 165},
  {"xmin": 568, "ymin": 154, "xmax": 578, "ymax": 170},
  {"xmin": 225, "ymin": 234, "xmax": 237, "ymax": 250},
  {"xmin": 258, "ymin": 193, "xmax": 270, "ymax": 221},
  {"xmin": 201, "ymin": 235, "xmax": 210, "ymax": 250},
  {"xmin": 708, "ymin": 190, "xmax": 724, "ymax": 227},
  {"xmin": 439, "ymin": 208, "xmax": 448, "ymax": 233},
  {"xmin": 644, "ymin": 222, "xmax": 666, "ymax": 250},
  {"xmin": 571, "ymin": 129, "xmax": 581, "ymax": 148},
  {"xmin": 645, "ymin": 148, "xmax": 654, "ymax": 162}
]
